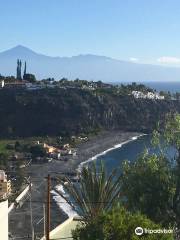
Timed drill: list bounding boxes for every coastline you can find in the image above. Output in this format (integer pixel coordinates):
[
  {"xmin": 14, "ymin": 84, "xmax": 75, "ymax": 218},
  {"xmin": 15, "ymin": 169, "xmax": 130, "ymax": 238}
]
[
  {"xmin": 52, "ymin": 131, "xmax": 145, "ymax": 219},
  {"xmin": 70, "ymin": 131, "xmax": 144, "ymax": 171},
  {"xmin": 77, "ymin": 133, "xmax": 145, "ymax": 172},
  {"xmin": 9, "ymin": 130, "xmax": 144, "ymax": 238}
]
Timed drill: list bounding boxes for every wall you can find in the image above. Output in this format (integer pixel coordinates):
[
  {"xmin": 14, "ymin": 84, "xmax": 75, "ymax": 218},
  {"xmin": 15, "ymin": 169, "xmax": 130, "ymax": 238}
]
[
  {"xmin": 8, "ymin": 184, "xmax": 32, "ymax": 213},
  {"xmin": 0, "ymin": 200, "xmax": 8, "ymax": 240}
]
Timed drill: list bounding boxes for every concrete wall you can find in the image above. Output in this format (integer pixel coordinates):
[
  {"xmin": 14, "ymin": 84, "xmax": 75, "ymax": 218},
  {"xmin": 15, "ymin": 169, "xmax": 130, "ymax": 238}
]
[
  {"xmin": 15, "ymin": 184, "xmax": 32, "ymax": 203},
  {"xmin": 0, "ymin": 200, "xmax": 8, "ymax": 240},
  {"xmin": 8, "ymin": 184, "xmax": 32, "ymax": 213}
]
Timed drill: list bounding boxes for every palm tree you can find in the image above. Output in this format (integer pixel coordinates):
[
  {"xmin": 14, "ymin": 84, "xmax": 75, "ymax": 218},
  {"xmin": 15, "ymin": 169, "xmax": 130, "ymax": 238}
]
[{"xmin": 57, "ymin": 162, "xmax": 121, "ymax": 221}]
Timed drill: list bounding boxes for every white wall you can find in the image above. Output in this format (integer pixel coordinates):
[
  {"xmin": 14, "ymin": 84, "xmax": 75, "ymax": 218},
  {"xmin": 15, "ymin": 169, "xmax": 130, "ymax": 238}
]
[{"xmin": 0, "ymin": 200, "xmax": 8, "ymax": 240}]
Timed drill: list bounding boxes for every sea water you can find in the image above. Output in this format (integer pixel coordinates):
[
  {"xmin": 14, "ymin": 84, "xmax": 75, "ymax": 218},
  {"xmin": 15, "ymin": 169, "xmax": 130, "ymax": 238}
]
[
  {"xmin": 93, "ymin": 135, "xmax": 176, "ymax": 174},
  {"xmin": 117, "ymin": 81, "xmax": 180, "ymax": 93},
  {"xmin": 51, "ymin": 134, "xmax": 177, "ymax": 218}
]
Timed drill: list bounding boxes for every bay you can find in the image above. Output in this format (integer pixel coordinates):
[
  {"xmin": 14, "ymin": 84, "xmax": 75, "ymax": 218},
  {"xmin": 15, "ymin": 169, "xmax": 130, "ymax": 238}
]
[{"xmin": 94, "ymin": 135, "xmax": 176, "ymax": 174}]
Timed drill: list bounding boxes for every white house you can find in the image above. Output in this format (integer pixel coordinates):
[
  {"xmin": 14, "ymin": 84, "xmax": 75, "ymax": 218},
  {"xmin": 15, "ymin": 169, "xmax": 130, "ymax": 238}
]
[
  {"xmin": 132, "ymin": 91, "xmax": 164, "ymax": 100},
  {"xmin": 0, "ymin": 80, "xmax": 5, "ymax": 88},
  {"xmin": 147, "ymin": 92, "xmax": 155, "ymax": 99}
]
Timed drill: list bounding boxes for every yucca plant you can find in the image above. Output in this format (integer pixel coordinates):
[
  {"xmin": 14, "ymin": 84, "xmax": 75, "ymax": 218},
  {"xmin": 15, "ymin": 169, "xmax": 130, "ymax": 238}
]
[{"xmin": 57, "ymin": 162, "xmax": 121, "ymax": 221}]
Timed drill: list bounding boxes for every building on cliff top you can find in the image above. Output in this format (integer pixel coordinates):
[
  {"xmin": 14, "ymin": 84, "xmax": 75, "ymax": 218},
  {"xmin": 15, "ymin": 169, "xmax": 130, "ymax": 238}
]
[{"xmin": 0, "ymin": 170, "xmax": 11, "ymax": 200}]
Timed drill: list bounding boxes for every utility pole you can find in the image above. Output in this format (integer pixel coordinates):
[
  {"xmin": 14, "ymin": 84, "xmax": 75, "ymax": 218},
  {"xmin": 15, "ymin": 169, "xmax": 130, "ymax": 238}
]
[
  {"xmin": 29, "ymin": 181, "xmax": 35, "ymax": 240},
  {"xmin": 46, "ymin": 174, "xmax": 51, "ymax": 240},
  {"xmin": 43, "ymin": 204, "xmax": 46, "ymax": 239}
]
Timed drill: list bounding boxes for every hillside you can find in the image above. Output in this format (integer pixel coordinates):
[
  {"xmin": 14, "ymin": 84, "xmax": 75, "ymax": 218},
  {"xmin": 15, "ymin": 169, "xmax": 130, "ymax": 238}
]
[
  {"xmin": 1, "ymin": 45, "xmax": 180, "ymax": 81},
  {"xmin": 0, "ymin": 87, "xmax": 178, "ymax": 138}
]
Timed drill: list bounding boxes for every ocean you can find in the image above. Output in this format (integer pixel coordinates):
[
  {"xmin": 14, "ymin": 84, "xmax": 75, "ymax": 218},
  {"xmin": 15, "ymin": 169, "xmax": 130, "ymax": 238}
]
[
  {"xmin": 52, "ymin": 135, "xmax": 176, "ymax": 218},
  {"xmin": 140, "ymin": 82, "xmax": 180, "ymax": 93},
  {"xmin": 116, "ymin": 81, "xmax": 180, "ymax": 93},
  {"xmin": 94, "ymin": 135, "xmax": 176, "ymax": 173}
]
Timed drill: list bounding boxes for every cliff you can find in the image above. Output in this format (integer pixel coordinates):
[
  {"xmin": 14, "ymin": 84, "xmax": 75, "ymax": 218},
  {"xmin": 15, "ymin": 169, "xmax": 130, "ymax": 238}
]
[{"xmin": 0, "ymin": 87, "xmax": 178, "ymax": 137}]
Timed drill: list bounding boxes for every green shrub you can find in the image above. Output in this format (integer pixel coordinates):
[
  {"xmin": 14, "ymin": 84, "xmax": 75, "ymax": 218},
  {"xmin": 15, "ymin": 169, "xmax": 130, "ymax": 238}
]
[
  {"xmin": 121, "ymin": 151, "xmax": 174, "ymax": 226},
  {"xmin": 72, "ymin": 207, "xmax": 173, "ymax": 240}
]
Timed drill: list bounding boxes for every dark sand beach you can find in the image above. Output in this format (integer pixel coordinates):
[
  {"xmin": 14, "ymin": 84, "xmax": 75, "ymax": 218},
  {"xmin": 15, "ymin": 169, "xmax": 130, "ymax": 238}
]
[{"xmin": 9, "ymin": 130, "xmax": 141, "ymax": 239}]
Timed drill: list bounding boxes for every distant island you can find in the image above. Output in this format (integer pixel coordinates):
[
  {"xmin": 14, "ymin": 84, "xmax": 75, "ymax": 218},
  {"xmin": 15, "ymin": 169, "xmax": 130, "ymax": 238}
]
[{"xmin": 1, "ymin": 45, "xmax": 180, "ymax": 81}]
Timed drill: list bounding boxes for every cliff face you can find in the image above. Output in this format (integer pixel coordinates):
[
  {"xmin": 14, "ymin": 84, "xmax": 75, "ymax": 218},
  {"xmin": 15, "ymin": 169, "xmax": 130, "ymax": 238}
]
[{"xmin": 0, "ymin": 88, "xmax": 178, "ymax": 137}]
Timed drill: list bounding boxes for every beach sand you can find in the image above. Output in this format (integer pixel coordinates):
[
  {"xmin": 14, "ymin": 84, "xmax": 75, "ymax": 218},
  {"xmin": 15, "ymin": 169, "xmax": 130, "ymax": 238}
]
[{"xmin": 9, "ymin": 130, "xmax": 141, "ymax": 239}]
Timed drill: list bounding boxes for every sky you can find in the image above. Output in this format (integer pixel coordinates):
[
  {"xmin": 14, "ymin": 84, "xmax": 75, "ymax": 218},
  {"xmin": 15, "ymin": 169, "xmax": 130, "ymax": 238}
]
[{"xmin": 1, "ymin": 0, "xmax": 180, "ymax": 66}]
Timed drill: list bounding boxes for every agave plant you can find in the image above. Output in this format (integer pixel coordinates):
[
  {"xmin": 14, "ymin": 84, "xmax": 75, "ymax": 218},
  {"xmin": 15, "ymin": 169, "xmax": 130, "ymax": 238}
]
[{"xmin": 57, "ymin": 162, "xmax": 121, "ymax": 221}]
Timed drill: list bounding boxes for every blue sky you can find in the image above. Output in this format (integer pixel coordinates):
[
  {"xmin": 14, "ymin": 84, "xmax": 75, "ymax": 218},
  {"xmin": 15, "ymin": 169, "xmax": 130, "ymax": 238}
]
[{"xmin": 1, "ymin": 0, "xmax": 180, "ymax": 65}]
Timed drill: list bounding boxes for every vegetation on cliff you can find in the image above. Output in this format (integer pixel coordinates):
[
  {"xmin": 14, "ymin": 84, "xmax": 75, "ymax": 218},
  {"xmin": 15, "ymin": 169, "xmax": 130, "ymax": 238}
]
[{"xmin": 0, "ymin": 82, "xmax": 178, "ymax": 138}]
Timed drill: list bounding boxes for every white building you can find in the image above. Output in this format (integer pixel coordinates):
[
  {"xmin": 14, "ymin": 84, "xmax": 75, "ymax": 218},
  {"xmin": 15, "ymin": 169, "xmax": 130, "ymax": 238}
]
[
  {"xmin": 0, "ymin": 170, "xmax": 11, "ymax": 200},
  {"xmin": 132, "ymin": 91, "xmax": 164, "ymax": 100},
  {"xmin": 0, "ymin": 199, "xmax": 8, "ymax": 240},
  {"xmin": 25, "ymin": 83, "xmax": 43, "ymax": 90},
  {"xmin": 0, "ymin": 80, "xmax": 5, "ymax": 88},
  {"xmin": 132, "ymin": 91, "xmax": 146, "ymax": 99}
]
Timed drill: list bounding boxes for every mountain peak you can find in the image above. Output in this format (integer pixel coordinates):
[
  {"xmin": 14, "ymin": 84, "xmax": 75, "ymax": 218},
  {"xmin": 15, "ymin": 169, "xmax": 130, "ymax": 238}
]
[
  {"xmin": 14, "ymin": 44, "xmax": 26, "ymax": 48},
  {"xmin": 10, "ymin": 45, "xmax": 36, "ymax": 53},
  {"xmin": 0, "ymin": 45, "xmax": 40, "ymax": 58},
  {"xmin": 13, "ymin": 45, "xmax": 31, "ymax": 50}
]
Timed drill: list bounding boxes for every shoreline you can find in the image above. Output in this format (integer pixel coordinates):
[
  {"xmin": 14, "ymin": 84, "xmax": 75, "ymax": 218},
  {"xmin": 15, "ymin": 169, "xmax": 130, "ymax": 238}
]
[
  {"xmin": 52, "ymin": 132, "xmax": 145, "ymax": 219},
  {"xmin": 70, "ymin": 131, "xmax": 144, "ymax": 171},
  {"xmin": 77, "ymin": 133, "xmax": 146, "ymax": 172}
]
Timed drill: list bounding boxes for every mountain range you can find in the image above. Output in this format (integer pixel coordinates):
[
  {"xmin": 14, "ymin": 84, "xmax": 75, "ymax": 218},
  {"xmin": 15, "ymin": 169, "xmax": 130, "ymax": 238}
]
[{"xmin": 0, "ymin": 45, "xmax": 180, "ymax": 82}]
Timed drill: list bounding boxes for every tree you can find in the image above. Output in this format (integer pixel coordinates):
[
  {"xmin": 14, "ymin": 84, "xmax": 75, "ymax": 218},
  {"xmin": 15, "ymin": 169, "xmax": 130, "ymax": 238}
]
[
  {"xmin": 58, "ymin": 162, "xmax": 121, "ymax": 221},
  {"xmin": 29, "ymin": 145, "xmax": 46, "ymax": 158},
  {"xmin": 14, "ymin": 164, "xmax": 26, "ymax": 191},
  {"xmin": 72, "ymin": 206, "xmax": 173, "ymax": 240},
  {"xmin": 121, "ymin": 151, "xmax": 175, "ymax": 226},
  {"xmin": 174, "ymin": 92, "xmax": 180, "ymax": 101},
  {"xmin": 152, "ymin": 113, "xmax": 180, "ymax": 239},
  {"xmin": 0, "ymin": 152, "xmax": 8, "ymax": 169},
  {"xmin": 15, "ymin": 141, "xmax": 21, "ymax": 151},
  {"xmin": 24, "ymin": 73, "xmax": 36, "ymax": 83}
]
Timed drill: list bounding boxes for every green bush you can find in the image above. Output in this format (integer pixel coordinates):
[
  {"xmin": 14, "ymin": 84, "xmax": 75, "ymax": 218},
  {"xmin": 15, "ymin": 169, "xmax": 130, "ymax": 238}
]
[
  {"xmin": 72, "ymin": 207, "xmax": 173, "ymax": 240},
  {"xmin": 121, "ymin": 151, "xmax": 174, "ymax": 226},
  {"xmin": 30, "ymin": 145, "xmax": 46, "ymax": 158}
]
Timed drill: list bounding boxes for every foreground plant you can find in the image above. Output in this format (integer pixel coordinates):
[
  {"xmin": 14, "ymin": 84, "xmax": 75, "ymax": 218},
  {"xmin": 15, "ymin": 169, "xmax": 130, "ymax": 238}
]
[
  {"xmin": 121, "ymin": 151, "xmax": 175, "ymax": 226},
  {"xmin": 72, "ymin": 206, "xmax": 173, "ymax": 240},
  {"xmin": 58, "ymin": 162, "xmax": 121, "ymax": 221}
]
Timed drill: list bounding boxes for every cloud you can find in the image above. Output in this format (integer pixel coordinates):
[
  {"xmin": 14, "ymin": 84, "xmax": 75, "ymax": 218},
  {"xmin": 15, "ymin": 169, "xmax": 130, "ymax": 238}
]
[
  {"xmin": 129, "ymin": 57, "xmax": 139, "ymax": 62},
  {"xmin": 157, "ymin": 56, "xmax": 180, "ymax": 64}
]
